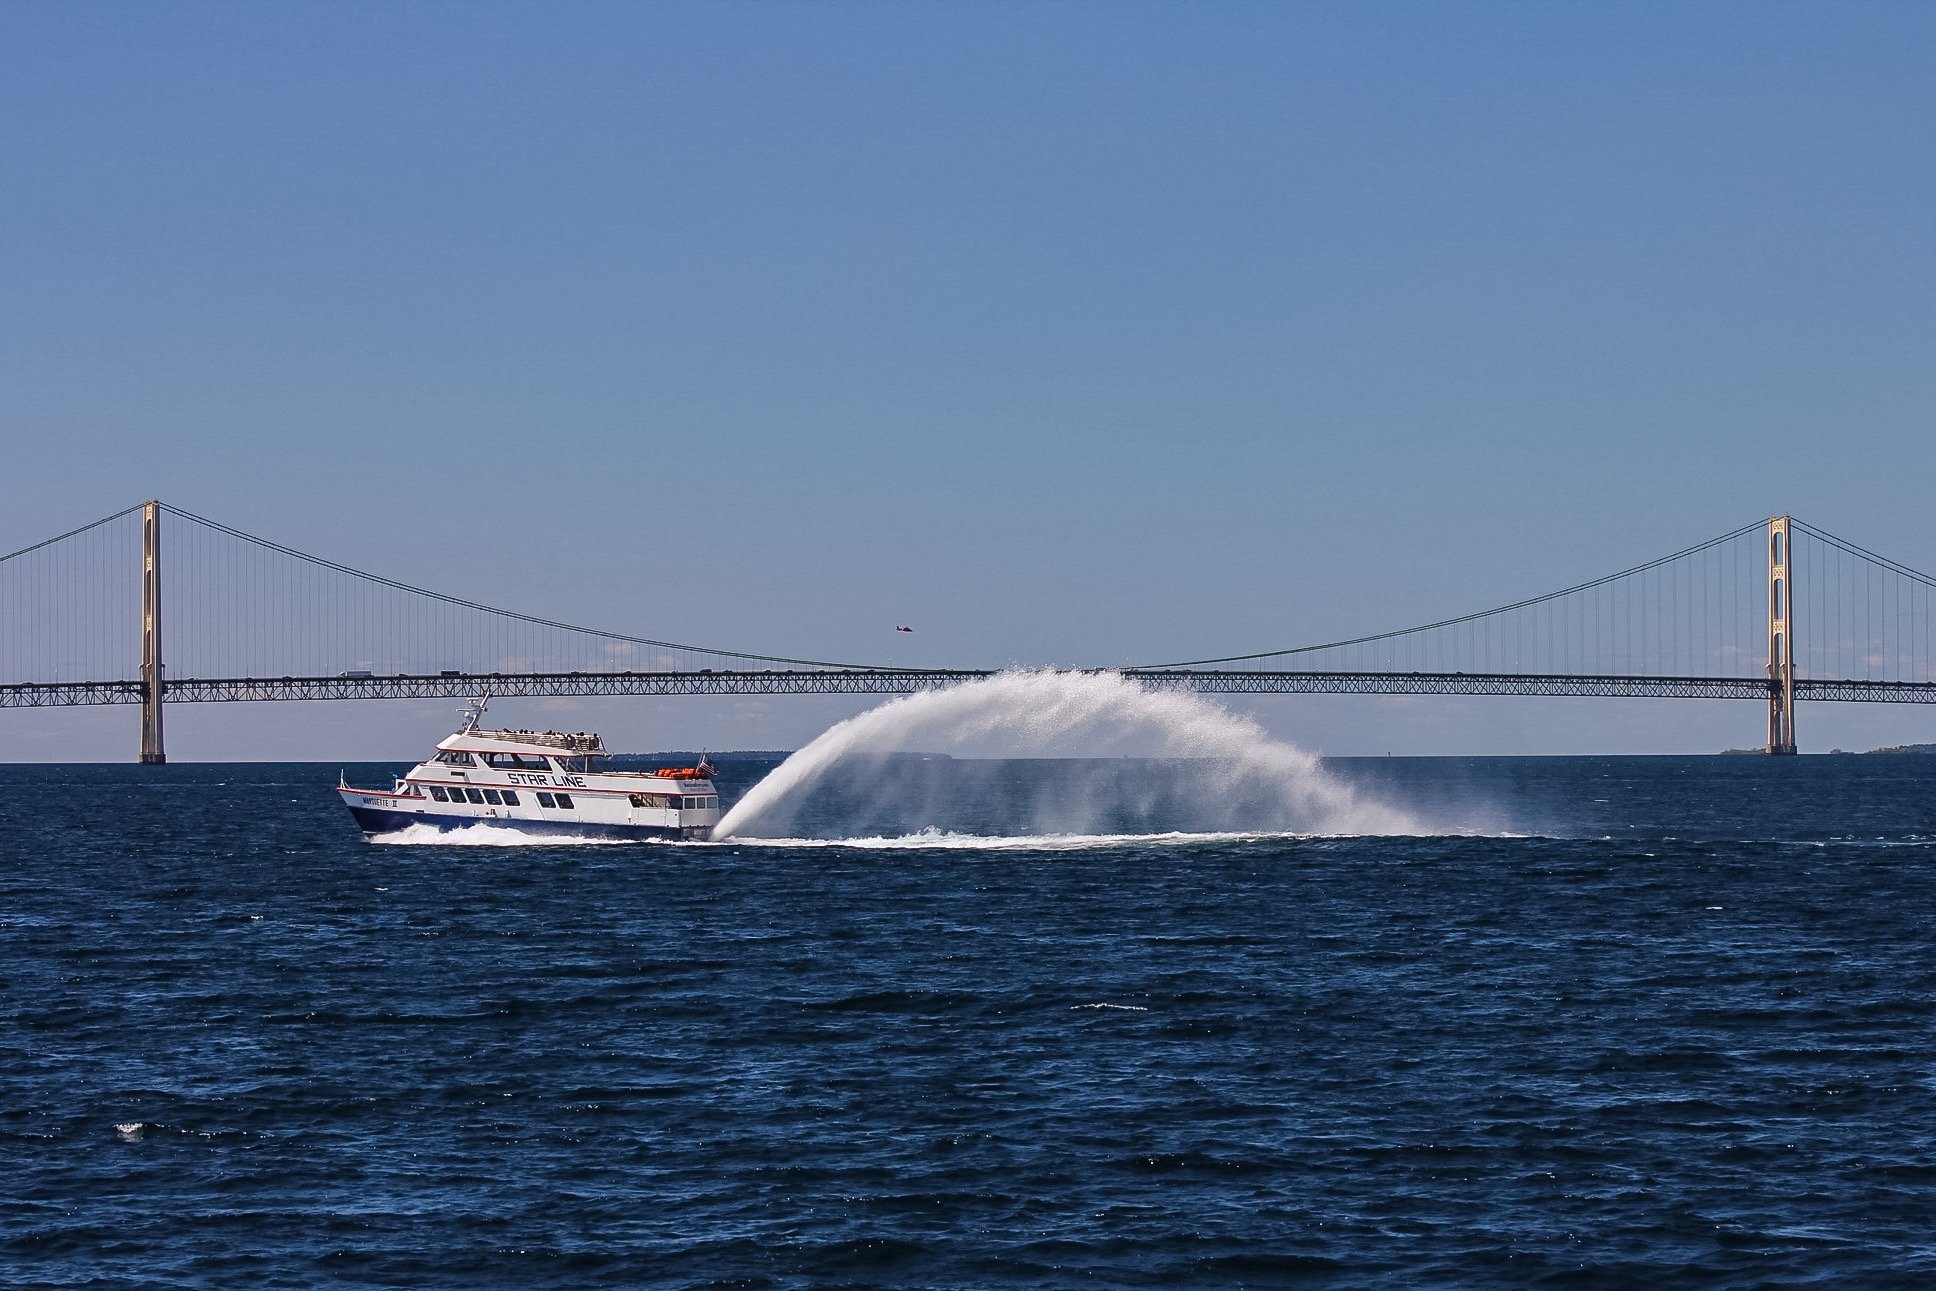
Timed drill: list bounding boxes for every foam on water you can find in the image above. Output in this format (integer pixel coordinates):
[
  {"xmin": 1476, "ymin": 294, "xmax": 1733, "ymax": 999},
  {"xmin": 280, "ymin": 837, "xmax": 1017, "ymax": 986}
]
[
  {"xmin": 713, "ymin": 669, "xmax": 1427, "ymax": 840},
  {"xmin": 709, "ymin": 827, "xmax": 1325, "ymax": 851},
  {"xmin": 365, "ymin": 822, "xmax": 631, "ymax": 847}
]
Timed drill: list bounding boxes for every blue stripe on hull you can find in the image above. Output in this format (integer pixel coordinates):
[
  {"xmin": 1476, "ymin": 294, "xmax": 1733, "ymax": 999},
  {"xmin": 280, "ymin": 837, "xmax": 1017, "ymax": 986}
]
[{"xmin": 343, "ymin": 803, "xmax": 695, "ymax": 842}]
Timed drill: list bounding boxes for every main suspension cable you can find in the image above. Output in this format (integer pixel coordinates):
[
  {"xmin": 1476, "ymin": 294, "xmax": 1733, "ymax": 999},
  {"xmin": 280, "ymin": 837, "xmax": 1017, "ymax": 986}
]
[
  {"xmin": 161, "ymin": 503, "xmax": 899, "ymax": 672},
  {"xmin": 1131, "ymin": 519, "xmax": 1767, "ymax": 669}
]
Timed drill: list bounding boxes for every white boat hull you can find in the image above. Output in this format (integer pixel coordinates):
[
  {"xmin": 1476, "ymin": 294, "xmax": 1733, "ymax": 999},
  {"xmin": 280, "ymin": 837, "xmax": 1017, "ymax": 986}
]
[
  {"xmin": 336, "ymin": 703, "xmax": 724, "ymax": 843},
  {"xmin": 339, "ymin": 789, "xmax": 707, "ymax": 841}
]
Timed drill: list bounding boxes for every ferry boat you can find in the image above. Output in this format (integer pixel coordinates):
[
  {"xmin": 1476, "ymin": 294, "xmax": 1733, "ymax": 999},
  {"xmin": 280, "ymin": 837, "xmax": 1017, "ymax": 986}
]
[{"xmin": 337, "ymin": 699, "xmax": 722, "ymax": 842}]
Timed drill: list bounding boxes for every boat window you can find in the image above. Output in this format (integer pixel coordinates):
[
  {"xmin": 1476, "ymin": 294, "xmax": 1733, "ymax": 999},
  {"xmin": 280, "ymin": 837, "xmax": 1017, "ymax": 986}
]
[
  {"xmin": 436, "ymin": 750, "xmax": 475, "ymax": 766},
  {"xmin": 429, "ymin": 785, "xmax": 449, "ymax": 802},
  {"xmin": 553, "ymin": 792, "xmax": 574, "ymax": 809},
  {"xmin": 484, "ymin": 752, "xmax": 551, "ymax": 770},
  {"xmin": 536, "ymin": 792, "xmax": 556, "ymax": 808},
  {"xmin": 705, "ymin": 796, "xmax": 718, "ymax": 810},
  {"xmin": 483, "ymin": 789, "xmax": 503, "ymax": 805},
  {"xmin": 464, "ymin": 788, "xmax": 485, "ymax": 804},
  {"xmin": 500, "ymin": 789, "xmax": 520, "ymax": 806},
  {"xmin": 628, "ymin": 793, "xmax": 645, "ymax": 807}
]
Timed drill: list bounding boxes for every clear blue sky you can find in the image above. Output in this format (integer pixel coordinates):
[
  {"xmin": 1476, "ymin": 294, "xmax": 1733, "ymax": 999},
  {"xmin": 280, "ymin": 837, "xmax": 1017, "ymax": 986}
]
[{"xmin": 3, "ymin": 1, "xmax": 1932, "ymax": 759}]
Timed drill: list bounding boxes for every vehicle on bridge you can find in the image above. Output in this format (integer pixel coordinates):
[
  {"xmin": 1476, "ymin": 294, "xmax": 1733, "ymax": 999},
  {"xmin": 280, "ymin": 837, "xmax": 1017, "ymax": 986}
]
[{"xmin": 337, "ymin": 699, "xmax": 721, "ymax": 842}]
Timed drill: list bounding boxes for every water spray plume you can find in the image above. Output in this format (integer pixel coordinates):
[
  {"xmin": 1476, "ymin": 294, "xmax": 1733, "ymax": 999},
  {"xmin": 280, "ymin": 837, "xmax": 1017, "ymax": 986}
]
[{"xmin": 712, "ymin": 670, "xmax": 1425, "ymax": 840}]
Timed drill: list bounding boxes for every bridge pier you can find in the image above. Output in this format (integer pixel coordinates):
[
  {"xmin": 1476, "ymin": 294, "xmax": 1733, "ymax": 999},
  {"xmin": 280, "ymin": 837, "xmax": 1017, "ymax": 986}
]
[
  {"xmin": 1766, "ymin": 514, "xmax": 1797, "ymax": 755},
  {"xmin": 139, "ymin": 499, "xmax": 165, "ymax": 764}
]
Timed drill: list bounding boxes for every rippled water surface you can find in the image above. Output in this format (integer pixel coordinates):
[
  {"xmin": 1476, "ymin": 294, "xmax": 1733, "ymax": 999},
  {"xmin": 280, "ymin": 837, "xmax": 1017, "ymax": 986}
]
[{"xmin": 6, "ymin": 754, "xmax": 1936, "ymax": 1287}]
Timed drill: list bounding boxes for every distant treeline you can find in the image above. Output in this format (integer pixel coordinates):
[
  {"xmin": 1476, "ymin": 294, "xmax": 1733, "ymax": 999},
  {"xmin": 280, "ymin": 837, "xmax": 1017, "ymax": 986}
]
[{"xmin": 1720, "ymin": 744, "xmax": 1936, "ymax": 755}]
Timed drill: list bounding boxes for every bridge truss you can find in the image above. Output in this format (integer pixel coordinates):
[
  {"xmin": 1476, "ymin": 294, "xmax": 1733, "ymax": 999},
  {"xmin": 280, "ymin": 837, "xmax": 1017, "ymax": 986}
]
[{"xmin": 6, "ymin": 668, "xmax": 1936, "ymax": 711}]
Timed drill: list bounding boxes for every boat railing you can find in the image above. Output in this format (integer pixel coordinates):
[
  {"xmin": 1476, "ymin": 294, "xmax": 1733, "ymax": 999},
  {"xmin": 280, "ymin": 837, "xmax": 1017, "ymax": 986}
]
[{"xmin": 473, "ymin": 727, "xmax": 607, "ymax": 753}]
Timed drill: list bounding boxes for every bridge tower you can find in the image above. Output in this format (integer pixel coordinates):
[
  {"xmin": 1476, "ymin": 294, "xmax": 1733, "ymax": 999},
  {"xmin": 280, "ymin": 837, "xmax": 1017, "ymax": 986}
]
[
  {"xmin": 1766, "ymin": 514, "xmax": 1796, "ymax": 755},
  {"xmin": 139, "ymin": 499, "xmax": 165, "ymax": 764}
]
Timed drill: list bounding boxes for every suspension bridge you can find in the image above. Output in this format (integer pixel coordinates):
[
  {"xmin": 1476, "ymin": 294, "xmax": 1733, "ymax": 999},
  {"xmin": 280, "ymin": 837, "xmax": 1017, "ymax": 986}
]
[{"xmin": 4, "ymin": 502, "xmax": 1935, "ymax": 761}]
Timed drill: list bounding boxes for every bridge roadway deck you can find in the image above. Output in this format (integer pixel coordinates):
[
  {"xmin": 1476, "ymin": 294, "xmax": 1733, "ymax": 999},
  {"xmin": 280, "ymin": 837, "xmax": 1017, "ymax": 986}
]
[{"xmin": 6, "ymin": 669, "xmax": 1936, "ymax": 707}]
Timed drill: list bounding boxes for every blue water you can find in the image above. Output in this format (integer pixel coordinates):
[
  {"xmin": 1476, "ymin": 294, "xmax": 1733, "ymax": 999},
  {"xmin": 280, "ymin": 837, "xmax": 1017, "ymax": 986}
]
[{"xmin": 6, "ymin": 754, "xmax": 1936, "ymax": 1287}]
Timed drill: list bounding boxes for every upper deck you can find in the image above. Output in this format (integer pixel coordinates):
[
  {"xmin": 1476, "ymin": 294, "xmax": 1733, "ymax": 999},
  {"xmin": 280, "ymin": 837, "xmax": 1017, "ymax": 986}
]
[
  {"xmin": 422, "ymin": 722, "xmax": 715, "ymax": 785},
  {"xmin": 437, "ymin": 727, "xmax": 608, "ymax": 757}
]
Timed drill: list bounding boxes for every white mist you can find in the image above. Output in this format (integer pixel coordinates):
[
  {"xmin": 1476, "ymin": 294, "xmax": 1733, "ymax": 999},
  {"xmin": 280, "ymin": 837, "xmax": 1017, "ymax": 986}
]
[{"xmin": 712, "ymin": 670, "xmax": 1425, "ymax": 840}]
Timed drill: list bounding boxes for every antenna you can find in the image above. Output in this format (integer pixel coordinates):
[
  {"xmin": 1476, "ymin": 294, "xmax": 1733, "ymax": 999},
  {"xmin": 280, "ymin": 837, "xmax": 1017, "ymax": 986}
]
[{"xmin": 460, "ymin": 691, "xmax": 492, "ymax": 732}]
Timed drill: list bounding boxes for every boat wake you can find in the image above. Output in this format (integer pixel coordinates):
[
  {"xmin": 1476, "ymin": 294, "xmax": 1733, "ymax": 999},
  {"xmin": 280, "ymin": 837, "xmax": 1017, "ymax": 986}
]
[
  {"xmin": 364, "ymin": 822, "xmax": 633, "ymax": 847},
  {"xmin": 707, "ymin": 826, "xmax": 1403, "ymax": 852}
]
